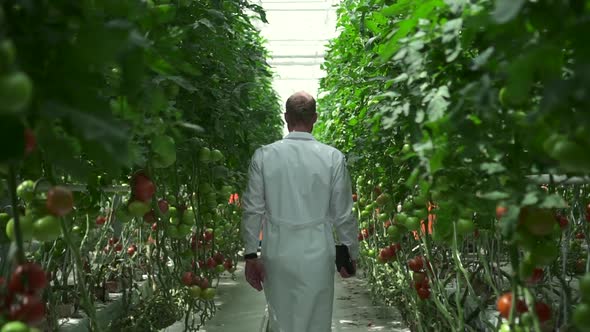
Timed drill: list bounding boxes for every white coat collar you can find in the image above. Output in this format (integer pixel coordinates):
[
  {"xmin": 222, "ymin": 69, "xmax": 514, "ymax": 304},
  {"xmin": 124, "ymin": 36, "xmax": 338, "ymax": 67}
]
[{"xmin": 284, "ymin": 131, "xmax": 316, "ymax": 141}]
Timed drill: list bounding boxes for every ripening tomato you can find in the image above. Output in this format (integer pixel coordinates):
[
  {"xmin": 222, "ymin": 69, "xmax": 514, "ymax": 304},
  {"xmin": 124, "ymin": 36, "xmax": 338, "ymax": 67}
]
[
  {"xmin": 496, "ymin": 206, "xmax": 508, "ymax": 220},
  {"xmin": 352, "ymin": 194, "xmax": 358, "ymax": 202},
  {"xmin": 46, "ymin": 186, "xmax": 74, "ymax": 217}
]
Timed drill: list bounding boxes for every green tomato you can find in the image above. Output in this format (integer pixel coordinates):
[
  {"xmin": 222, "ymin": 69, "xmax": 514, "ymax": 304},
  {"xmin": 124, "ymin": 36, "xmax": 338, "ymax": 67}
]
[
  {"xmin": 169, "ymin": 216, "xmax": 180, "ymax": 225},
  {"xmin": 199, "ymin": 147, "xmax": 211, "ymax": 163},
  {"xmin": 200, "ymin": 288, "xmax": 216, "ymax": 300},
  {"xmin": 216, "ymin": 265, "xmax": 225, "ymax": 273},
  {"xmin": 0, "ymin": 39, "xmax": 15, "ymax": 73},
  {"xmin": 189, "ymin": 285, "xmax": 202, "ymax": 298},
  {"xmin": 367, "ymin": 249, "xmax": 376, "ymax": 257},
  {"xmin": 178, "ymin": 224, "xmax": 192, "ymax": 236},
  {"xmin": 574, "ymin": 303, "xmax": 590, "ymax": 331},
  {"xmin": 413, "ymin": 209, "xmax": 428, "ymax": 220},
  {"xmin": 0, "ymin": 321, "xmax": 29, "ymax": 332},
  {"xmin": 378, "ymin": 213, "xmax": 389, "ymax": 222},
  {"xmin": 33, "ymin": 215, "xmax": 62, "ymax": 242},
  {"xmin": 6, "ymin": 214, "xmax": 34, "ymax": 242},
  {"xmin": 128, "ymin": 201, "xmax": 151, "ymax": 217},
  {"xmin": 455, "ymin": 218, "xmax": 475, "ymax": 235},
  {"xmin": 0, "ymin": 71, "xmax": 33, "ymax": 114},
  {"xmin": 396, "ymin": 212, "xmax": 408, "ymax": 224},
  {"xmin": 580, "ymin": 273, "xmax": 590, "ymax": 303},
  {"xmin": 165, "ymin": 225, "xmax": 177, "ymax": 236},
  {"xmin": 115, "ymin": 208, "xmax": 132, "ymax": 223},
  {"xmin": 405, "ymin": 217, "xmax": 420, "ymax": 231},
  {"xmin": 16, "ymin": 180, "xmax": 35, "ymax": 202},
  {"xmin": 169, "ymin": 206, "xmax": 178, "ymax": 218},
  {"xmin": 211, "ymin": 149, "xmax": 224, "ymax": 163},
  {"xmin": 387, "ymin": 225, "xmax": 403, "ymax": 241}
]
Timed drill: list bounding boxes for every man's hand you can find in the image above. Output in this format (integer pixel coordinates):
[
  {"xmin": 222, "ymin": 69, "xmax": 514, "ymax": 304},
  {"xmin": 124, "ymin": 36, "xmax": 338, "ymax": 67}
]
[
  {"xmin": 339, "ymin": 260, "xmax": 356, "ymax": 278},
  {"xmin": 245, "ymin": 258, "xmax": 265, "ymax": 291}
]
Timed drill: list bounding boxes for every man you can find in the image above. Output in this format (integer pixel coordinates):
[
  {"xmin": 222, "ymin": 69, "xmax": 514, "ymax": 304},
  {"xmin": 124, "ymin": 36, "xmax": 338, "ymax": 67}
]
[{"xmin": 240, "ymin": 91, "xmax": 359, "ymax": 332}]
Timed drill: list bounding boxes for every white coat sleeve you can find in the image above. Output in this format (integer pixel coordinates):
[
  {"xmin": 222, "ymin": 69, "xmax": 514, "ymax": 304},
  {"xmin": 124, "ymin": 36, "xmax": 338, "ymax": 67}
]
[
  {"xmin": 330, "ymin": 153, "xmax": 359, "ymax": 260},
  {"xmin": 240, "ymin": 148, "xmax": 265, "ymax": 255}
]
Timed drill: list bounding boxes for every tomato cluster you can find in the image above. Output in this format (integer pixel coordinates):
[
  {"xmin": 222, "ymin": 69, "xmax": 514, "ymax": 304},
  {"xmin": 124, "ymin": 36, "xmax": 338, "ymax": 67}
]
[
  {"xmin": 407, "ymin": 256, "xmax": 431, "ymax": 300},
  {"xmin": 377, "ymin": 243, "xmax": 401, "ymax": 263},
  {"xmin": 0, "ymin": 263, "xmax": 47, "ymax": 330},
  {"xmin": 496, "ymin": 292, "xmax": 551, "ymax": 323}
]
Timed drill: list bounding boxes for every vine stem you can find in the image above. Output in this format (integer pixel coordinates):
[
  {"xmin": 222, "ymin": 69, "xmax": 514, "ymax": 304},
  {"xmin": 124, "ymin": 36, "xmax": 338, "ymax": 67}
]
[
  {"xmin": 59, "ymin": 216, "xmax": 101, "ymax": 332},
  {"xmin": 7, "ymin": 164, "xmax": 25, "ymax": 263}
]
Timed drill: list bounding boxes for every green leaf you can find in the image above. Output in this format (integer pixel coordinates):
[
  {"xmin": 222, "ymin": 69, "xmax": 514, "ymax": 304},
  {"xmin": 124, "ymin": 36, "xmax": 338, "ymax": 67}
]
[
  {"xmin": 492, "ymin": 0, "xmax": 526, "ymax": 24},
  {"xmin": 521, "ymin": 192, "xmax": 538, "ymax": 206},
  {"xmin": 476, "ymin": 191, "xmax": 510, "ymax": 200},
  {"xmin": 540, "ymin": 194, "xmax": 568, "ymax": 209},
  {"xmin": 480, "ymin": 162, "xmax": 505, "ymax": 174}
]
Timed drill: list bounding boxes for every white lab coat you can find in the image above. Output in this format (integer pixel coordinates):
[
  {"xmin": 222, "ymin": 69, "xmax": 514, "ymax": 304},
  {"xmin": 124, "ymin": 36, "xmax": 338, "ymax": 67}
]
[{"xmin": 241, "ymin": 131, "xmax": 359, "ymax": 332}]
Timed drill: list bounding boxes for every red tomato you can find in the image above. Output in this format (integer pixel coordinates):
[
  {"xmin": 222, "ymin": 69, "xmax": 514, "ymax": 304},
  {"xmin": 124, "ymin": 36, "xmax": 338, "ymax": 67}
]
[
  {"xmin": 383, "ymin": 220, "xmax": 392, "ymax": 228},
  {"xmin": 417, "ymin": 287, "xmax": 430, "ymax": 299},
  {"xmin": 213, "ymin": 252, "xmax": 225, "ymax": 264},
  {"xmin": 158, "ymin": 199, "xmax": 169, "ymax": 214},
  {"xmin": 496, "ymin": 293, "xmax": 528, "ymax": 318},
  {"xmin": 24, "ymin": 128, "xmax": 36, "ymax": 155},
  {"xmin": 181, "ymin": 272, "xmax": 195, "ymax": 286},
  {"xmin": 151, "ymin": 222, "xmax": 158, "ymax": 231},
  {"xmin": 127, "ymin": 245, "xmax": 137, "ymax": 256},
  {"xmin": 576, "ymin": 232, "xmax": 586, "ymax": 240},
  {"xmin": 114, "ymin": 243, "xmax": 123, "ymax": 252},
  {"xmin": 203, "ymin": 230, "xmax": 214, "ymax": 242},
  {"xmin": 133, "ymin": 173, "xmax": 155, "ymax": 202},
  {"xmin": 108, "ymin": 237, "xmax": 119, "ymax": 245},
  {"xmin": 197, "ymin": 277, "xmax": 209, "ymax": 290},
  {"xmin": 352, "ymin": 194, "xmax": 358, "ymax": 202},
  {"xmin": 46, "ymin": 186, "xmax": 74, "ymax": 217},
  {"xmin": 96, "ymin": 216, "xmax": 106, "ymax": 226},
  {"xmin": 535, "ymin": 302, "xmax": 551, "ymax": 322},
  {"xmin": 223, "ymin": 259, "xmax": 233, "ymax": 271},
  {"xmin": 207, "ymin": 257, "xmax": 217, "ymax": 269},
  {"xmin": 528, "ymin": 268, "xmax": 544, "ymax": 284},
  {"xmin": 554, "ymin": 214, "xmax": 568, "ymax": 229},
  {"xmin": 9, "ymin": 263, "xmax": 47, "ymax": 294},
  {"xmin": 10, "ymin": 294, "xmax": 45, "ymax": 323},
  {"xmin": 143, "ymin": 210, "xmax": 156, "ymax": 224},
  {"xmin": 408, "ymin": 257, "xmax": 424, "ymax": 272}
]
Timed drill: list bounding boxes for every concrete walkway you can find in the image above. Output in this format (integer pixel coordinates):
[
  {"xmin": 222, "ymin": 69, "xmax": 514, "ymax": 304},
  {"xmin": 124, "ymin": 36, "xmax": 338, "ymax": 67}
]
[{"xmin": 163, "ymin": 263, "xmax": 408, "ymax": 332}]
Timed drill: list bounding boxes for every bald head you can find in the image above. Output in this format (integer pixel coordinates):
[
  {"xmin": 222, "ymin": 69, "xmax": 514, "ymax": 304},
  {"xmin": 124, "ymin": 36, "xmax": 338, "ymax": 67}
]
[{"xmin": 285, "ymin": 91, "xmax": 317, "ymax": 128}]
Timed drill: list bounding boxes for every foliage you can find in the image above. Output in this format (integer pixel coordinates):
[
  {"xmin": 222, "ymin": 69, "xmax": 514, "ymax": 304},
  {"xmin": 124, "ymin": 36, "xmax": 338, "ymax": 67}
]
[
  {"xmin": 0, "ymin": 0, "xmax": 281, "ymax": 330},
  {"xmin": 317, "ymin": 0, "xmax": 590, "ymax": 331}
]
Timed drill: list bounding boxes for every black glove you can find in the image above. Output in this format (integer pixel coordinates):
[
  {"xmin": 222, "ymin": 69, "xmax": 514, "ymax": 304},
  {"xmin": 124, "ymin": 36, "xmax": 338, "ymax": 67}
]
[{"xmin": 335, "ymin": 244, "xmax": 356, "ymax": 275}]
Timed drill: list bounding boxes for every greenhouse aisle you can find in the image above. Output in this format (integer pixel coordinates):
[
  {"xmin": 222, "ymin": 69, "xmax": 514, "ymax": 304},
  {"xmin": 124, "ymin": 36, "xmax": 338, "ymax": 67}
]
[{"xmin": 163, "ymin": 263, "xmax": 408, "ymax": 332}]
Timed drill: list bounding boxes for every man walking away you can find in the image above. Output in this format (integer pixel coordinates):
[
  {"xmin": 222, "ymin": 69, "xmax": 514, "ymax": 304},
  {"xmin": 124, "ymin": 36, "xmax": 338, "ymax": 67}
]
[{"xmin": 241, "ymin": 91, "xmax": 359, "ymax": 332}]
